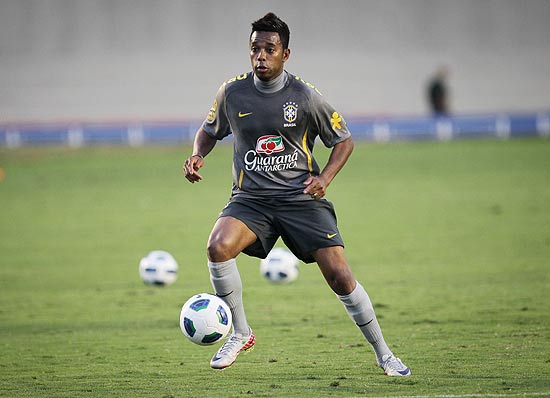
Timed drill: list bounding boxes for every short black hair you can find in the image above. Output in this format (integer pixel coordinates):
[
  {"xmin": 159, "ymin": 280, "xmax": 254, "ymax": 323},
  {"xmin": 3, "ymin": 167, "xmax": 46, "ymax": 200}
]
[{"xmin": 251, "ymin": 12, "xmax": 290, "ymax": 49}]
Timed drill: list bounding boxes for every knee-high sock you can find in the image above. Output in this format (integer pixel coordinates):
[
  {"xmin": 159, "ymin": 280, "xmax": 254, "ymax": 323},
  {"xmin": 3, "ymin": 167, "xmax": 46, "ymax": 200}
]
[
  {"xmin": 208, "ymin": 259, "xmax": 250, "ymax": 336},
  {"xmin": 337, "ymin": 281, "xmax": 392, "ymax": 363}
]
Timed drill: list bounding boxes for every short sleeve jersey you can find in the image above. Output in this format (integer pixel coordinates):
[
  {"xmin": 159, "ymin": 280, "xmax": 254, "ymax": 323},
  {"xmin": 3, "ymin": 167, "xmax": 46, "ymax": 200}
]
[{"xmin": 202, "ymin": 71, "xmax": 351, "ymax": 199}]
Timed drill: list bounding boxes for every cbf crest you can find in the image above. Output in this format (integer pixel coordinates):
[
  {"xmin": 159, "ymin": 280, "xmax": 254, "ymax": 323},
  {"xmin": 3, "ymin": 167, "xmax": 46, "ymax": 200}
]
[{"xmin": 283, "ymin": 101, "xmax": 298, "ymax": 127}]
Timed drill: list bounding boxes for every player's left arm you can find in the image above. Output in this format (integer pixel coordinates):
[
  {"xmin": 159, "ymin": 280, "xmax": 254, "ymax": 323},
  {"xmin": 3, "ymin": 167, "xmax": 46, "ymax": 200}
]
[{"xmin": 303, "ymin": 136, "xmax": 354, "ymax": 199}]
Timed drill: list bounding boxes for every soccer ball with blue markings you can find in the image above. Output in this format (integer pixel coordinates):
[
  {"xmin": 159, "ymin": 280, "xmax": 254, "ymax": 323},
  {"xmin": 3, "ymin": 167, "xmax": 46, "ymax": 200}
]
[
  {"xmin": 138, "ymin": 250, "xmax": 178, "ymax": 286},
  {"xmin": 179, "ymin": 293, "xmax": 232, "ymax": 346},
  {"xmin": 260, "ymin": 247, "xmax": 299, "ymax": 284}
]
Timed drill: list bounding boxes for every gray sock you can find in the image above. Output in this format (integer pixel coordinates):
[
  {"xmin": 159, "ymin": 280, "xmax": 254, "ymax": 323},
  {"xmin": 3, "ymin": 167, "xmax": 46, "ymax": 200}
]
[
  {"xmin": 337, "ymin": 281, "xmax": 392, "ymax": 363},
  {"xmin": 208, "ymin": 259, "xmax": 250, "ymax": 336}
]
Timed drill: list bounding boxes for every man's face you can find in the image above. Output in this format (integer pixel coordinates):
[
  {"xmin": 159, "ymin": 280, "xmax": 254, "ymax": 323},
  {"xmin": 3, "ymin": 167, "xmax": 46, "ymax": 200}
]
[{"xmin": 250, "ymin": 31, "xmax": 290, "ymax": 82}]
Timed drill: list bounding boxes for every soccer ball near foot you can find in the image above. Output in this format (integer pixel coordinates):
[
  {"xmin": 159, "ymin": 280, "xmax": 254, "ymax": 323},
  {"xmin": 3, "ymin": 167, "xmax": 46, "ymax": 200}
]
[{"xmin": 180, "ymin": 293, "xmax": 232, "ymax": 345}]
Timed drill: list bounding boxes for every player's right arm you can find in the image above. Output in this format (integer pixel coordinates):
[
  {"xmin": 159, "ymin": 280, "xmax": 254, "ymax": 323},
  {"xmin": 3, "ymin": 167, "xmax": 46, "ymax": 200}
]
[
  {"xmin": 183, "ymin": 127, "xmax": 217, "ymax": 183},
  {"xmin": 184, "ymin": 80, "xmax": 232, "ymax": 183}
]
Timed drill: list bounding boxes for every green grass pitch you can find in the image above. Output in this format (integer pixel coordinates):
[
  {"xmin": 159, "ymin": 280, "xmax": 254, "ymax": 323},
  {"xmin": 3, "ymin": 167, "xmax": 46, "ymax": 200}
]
[{"xmin": 1, "ymin": 138, "xmax": 549, "ymax": 397}]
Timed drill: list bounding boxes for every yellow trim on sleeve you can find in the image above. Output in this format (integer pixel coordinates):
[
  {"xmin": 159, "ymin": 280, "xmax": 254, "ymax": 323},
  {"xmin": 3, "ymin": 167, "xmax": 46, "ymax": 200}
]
[
  {"xmin": 301, "ymin": 128, "xmax": 313, "ymax": 172},
  {"xmin": 238, "ymin": 169, "xmax": 244, "ymax": 189}
]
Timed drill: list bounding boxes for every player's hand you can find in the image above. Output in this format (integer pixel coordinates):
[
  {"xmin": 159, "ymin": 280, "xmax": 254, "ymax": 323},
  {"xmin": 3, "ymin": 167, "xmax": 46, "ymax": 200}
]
[
  {"xmin": 183, "ymin": 155, "xmax": 204, "ymax": 183},
  {"xmin": 303, "ymin": 175, "xmax": 328, "ymax": 200}
]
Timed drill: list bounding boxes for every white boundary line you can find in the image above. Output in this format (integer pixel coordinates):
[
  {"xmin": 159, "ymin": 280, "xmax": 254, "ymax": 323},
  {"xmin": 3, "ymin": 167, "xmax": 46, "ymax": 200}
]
[{"xmin": 357, "ymin": 393, "xmax": 550, "ymax": 398}]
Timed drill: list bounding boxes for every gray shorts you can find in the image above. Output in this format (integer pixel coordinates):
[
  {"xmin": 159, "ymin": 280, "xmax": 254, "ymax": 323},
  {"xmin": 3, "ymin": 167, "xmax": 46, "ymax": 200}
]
[{"xmin": 219, "ymin": 196, "xmax": 345, "ymax": 263}]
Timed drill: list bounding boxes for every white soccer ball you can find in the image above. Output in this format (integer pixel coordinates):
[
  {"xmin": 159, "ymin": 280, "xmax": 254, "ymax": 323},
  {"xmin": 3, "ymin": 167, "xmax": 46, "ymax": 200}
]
[
  {"xmin": 138, "ymin": 250, "xmax": 178, "ymax": 286},
  {"xmin": 179, "ymin": 293, "xmax": 233, "ymax": 346},
  {"xmin": 260, "ymin": 247, "xmax": 299, "ymax": 284}
]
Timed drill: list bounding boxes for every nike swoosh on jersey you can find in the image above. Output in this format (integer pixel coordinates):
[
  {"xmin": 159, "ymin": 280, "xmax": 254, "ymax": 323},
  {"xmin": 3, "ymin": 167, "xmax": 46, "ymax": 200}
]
[
  {"xmin": 327, "ymin": 233, "xmax": 338, "ymax": 239},
  {"xmin": 238, "ymin": 112, "xmax": 253, "ymax": 118}
]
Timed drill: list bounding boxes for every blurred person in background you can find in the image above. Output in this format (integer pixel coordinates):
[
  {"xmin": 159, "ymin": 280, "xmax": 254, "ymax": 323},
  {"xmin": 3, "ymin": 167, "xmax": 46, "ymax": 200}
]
[{"xmin": 427, "ymin": 65, "xmax": 451, "ymax": 116}]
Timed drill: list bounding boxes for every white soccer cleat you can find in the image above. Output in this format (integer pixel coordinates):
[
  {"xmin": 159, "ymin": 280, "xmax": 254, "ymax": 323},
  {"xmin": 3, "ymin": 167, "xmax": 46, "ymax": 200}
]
[
  {"xmin": 379, "ymin": 354, "xmax": 411, "ymax": 376},
  {"xmin": 210, "ymin": 329, "xmax": 256, "ymax": 370}
]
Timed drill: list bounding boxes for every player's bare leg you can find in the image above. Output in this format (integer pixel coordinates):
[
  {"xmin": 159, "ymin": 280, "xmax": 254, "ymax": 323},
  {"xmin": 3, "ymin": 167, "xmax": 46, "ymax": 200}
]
[
  {"xmin": 207, "ymin": 216, "xmax": 256, "ymax": 369},
  {"xmin": 313, "ymin": 246, "xmax": 355, "ymax": 295},
  {"xmin": 207, "ymin": 216, "xmax": 257, "ymax": 262},
  {"xmin": 313, "ymin": 246, "xmax": 411, "ymax": 376}
]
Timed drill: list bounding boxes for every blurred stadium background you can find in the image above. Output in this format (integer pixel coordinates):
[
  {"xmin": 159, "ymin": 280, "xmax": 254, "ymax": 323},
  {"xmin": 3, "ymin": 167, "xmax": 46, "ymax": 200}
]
[{"xmin": 1, "ymin": 0, "xmax": 549, "ymax": 146}]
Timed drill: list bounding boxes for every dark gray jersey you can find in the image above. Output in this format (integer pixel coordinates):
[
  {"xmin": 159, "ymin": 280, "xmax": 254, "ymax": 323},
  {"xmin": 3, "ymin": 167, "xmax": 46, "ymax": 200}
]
[{"xmin": 202, "ymin": 71, "xmax": 351, "ymax": 199}]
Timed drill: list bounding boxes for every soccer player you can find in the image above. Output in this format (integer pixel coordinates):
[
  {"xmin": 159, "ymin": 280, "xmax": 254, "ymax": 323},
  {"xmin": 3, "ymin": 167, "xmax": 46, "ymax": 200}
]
[{"xmin": 183, "ymin": 12, "xmax": 410, "ymax": 376}]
